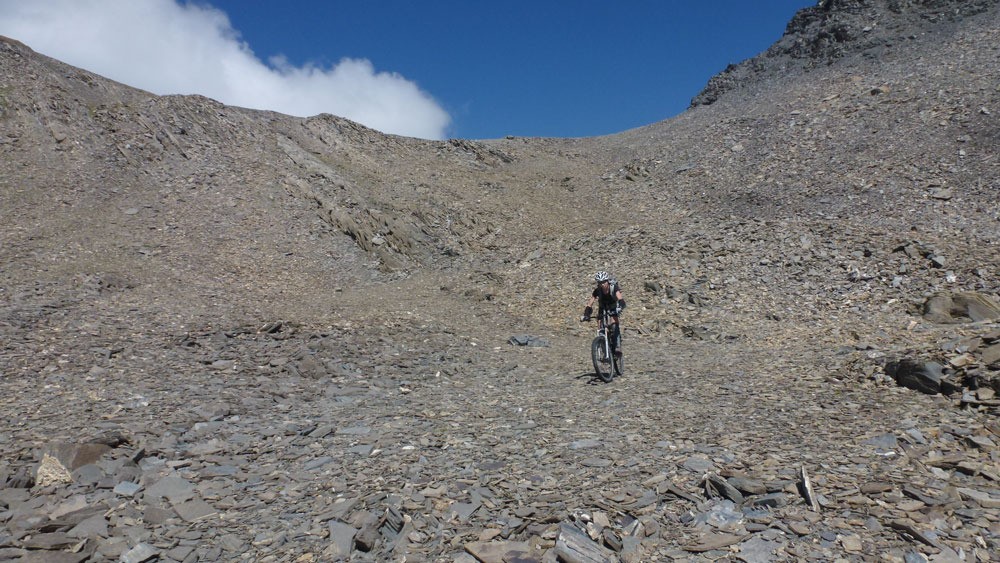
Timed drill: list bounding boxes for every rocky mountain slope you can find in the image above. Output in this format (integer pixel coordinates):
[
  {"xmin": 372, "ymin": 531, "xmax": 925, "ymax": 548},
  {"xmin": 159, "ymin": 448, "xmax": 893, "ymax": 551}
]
[{"xmin": 1, "ymin": 0, "xmax": 999, "ymax": 561}]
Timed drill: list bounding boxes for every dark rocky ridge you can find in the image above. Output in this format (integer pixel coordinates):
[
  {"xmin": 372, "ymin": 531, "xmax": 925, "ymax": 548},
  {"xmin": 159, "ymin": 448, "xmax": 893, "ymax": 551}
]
[
  {"xmin": 1, "ymin": 1, "xmax": 999, "ymax": 561},
  {"xmin": 692, "ymin": 0, "xmax": 997, "ymax": 106}
]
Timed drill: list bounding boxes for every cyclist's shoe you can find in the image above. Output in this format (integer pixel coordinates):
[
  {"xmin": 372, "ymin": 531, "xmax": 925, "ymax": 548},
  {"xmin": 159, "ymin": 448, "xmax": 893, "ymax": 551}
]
[{"xmin": 614, "ymin": 350, "xmax": 622, "ymax": 359}]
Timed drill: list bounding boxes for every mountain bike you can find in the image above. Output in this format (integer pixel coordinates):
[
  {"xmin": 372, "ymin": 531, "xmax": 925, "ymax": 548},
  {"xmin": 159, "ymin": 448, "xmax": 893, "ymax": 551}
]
[{"xmin": 582, "ymin": 307, "xmax": 623, "ymax": 382}]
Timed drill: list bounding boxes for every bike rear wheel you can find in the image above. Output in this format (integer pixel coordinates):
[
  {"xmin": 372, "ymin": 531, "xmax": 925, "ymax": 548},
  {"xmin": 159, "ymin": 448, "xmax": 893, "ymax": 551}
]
[{"xmin": 591, "ymin": 336, "xmax": 614, "ymax": 382}]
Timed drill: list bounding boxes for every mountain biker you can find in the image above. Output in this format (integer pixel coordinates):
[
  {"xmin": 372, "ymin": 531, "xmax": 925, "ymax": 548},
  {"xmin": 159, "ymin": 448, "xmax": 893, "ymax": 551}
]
[{"xmin": 581, "ymin": 271, "xmax": 626, "ymax": 357}]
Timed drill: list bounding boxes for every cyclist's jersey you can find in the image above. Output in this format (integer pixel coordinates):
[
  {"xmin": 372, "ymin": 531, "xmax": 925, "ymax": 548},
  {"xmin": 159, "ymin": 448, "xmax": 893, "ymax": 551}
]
[{"xmin": 592, "ymin": 283, "xmax": 621, "ymax": 314}]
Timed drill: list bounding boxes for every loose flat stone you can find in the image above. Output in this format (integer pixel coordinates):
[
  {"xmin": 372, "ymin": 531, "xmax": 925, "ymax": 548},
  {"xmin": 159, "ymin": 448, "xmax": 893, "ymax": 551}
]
[
  {"xmin": 955, "ymin": 487, "xmax": 1000, "ymax": 508},
  {"xmin": 0, "ymin": 488, "xmax": 30, "ymax": 506},
  {"xmin": 143, "ymin": 505, "xmax": 177, "ymax": 525},
  {"xmin": 682, "ymin": 456, "xmax": 714, "ymax": 473},
  {"xmin": 888, "ymin": 520, "xmax": 944, "ymax": 549},
  {"xmin": 137, "ymin": 457, "xmax": 166, "ymax": 472},
  {"xmin": 450, "ymin": 501, "xmax": 480, "ymax": 523},
  {"xmin": 200, "ymin": 464, "xmax": 238, "ymax": 477},
  {"xmin": 420, "ymin": 486, "xmax": 447, "ymax": 498},
  {"xmin": 355, "ymin": 518, "xmax": 381, "ymax": 552},
  {"xmin": 44, "ymin": 442, "xmax": 112, "ymax": 471},
  {"xmin": 210, "ymin": 359, "xmax": 235, "ymax": 370},
  {"xmin": 21, "ymin": 532, "xmax": 77, "ymax": 550},
  {"xmin": 114, "ymin": 481, "xmax": 142, "ymax": 497},
  {"xmin": 187, "ymin": 439, "xmax": 225, "ymax": 455},
  {"xmin": 706, "ymin": 474, "xmax": 744, "ymax": 504},
  {"xmin": 72, "ymin": 463, "xmax": 105, "ymax": 486},
  {"xmin": 861, "ymin": 482, "xmax": 893, "ymax": 494},
  {"xmin": 327, "ymin": 520, "xmax": 358, "ymax": 557},
  {"xmin": 682, "ymin": 532, "xmax": 746, "ymax": 552},
  {"xmin": 896, "ymin": 499, "xmax": 925, "ymax": 512},
  {"xmin": 166, "ymin": 545, "xmax": 196, "ymax": 561},
  {"xmin": 121, "ymin": 543, "xmax": 159, "ymax": 563},
  {"xmin": 748, "ymin": 493, "xmax": 787, "ymax": 508},
  {"xmin": 508, "ymin": 334, "xmax": 550, "ymax": 347},
  {"xmin": 581, "ymin": 457, "xmax": 612, "ymax": 468},
  {"xmin": 789, "ymin": 521, "xmax": 811, "ymax": 536},
  {"xmin": 172, "ymin": 498, "xmax": 217, "ymax": 522},
  {"xmin": 902, "ymin": 485, "xmax": 944, "ymax": 506},
  {"xmin": 336, "ymin": 426, "xmax": 371, "ymax": 435},
  {"xmin": 308, "ymin": 424, "xmax": 335, "ymax": 438},
  {"xmin": 144, "ymin": 475, "xmax": 194, "ymax": 503},
  {"xmin": 569, "ymin": 439, "xmax": 602, "ymax": 450},
  {"xmin": 465, "ymin": 540, "xmax": 533, "ymax": 563},
  {"xmin": 319, "ymin": 497, "xmax": 361, "ymax": 521},
  {"xmin": 67, "ymin": 513, "xmax": 109, "ymax": 538},
  {"xmin": 303, "ymin": 456, "xmax": 335, "ymax": 470},
  {"xmin": 727, "ymin": 476, "xmax": 767, "ymax": 495},
  {"xmin": 629, "ymin": 490, "xmax": 658, "ymax": 509},
  {"xmin": 18, "ymin": 551, "xmax": 90, "ymax": 563},
  {"xmin": 478, "ymin": 460, "xmax": 505, "ymax": 471},
  {"xmin": 94, "ymin": 536, "xmax": 130, "ymax": 560},
  {"xmin": 800, "ymin": 466, "xmax": 822, "ymax": 512},
  {"xmin": 965, "ymin": 435, "xmax": 996, "ymax": 450},
  {"xmin": 841, "ymin": 534, "xmax": 863, "ymax": 552},
  {"xmin": 513, "ymin": 506, "xmax": 535, "ymax": 518},
  {"xmin": 50, "ymin": 495, "xmax": 89, "ymax": 519},
  {"xmin": 554, "ymin": 523, "xmax": 616, "ymax": 562},
  {"xmin": 190, "ymin": 421, "xmax": 224, "ymax": 435},
  {"xmin": 975, "ymin": 387, "xmax": 996, "ymax": 401},
  {"xmin": 477, "ymin": 529, "xmax": 503, "ymax": 542},
  {"xmin": 904, "ymin": 428, "xmax": 928, "ymax": 444},
  {"xmin": 657, "ymin": 480, "xmax": 702, "ymax": 504},
  {"xmin": 737, "ymin": 536, "xmax": 781, "ymax": 563},
  {"xmin": 863, "ymin": 434, "xmax": 898, "ymax": 450},
  {"xmin": 218, "ymin": 533, "xmax": 247, "ymax": 552}
]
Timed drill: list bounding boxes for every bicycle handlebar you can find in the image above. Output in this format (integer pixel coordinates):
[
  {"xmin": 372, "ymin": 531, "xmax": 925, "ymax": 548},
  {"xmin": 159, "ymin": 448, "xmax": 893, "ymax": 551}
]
[{"xmin": 581, "ymin": 308, "xmax": 621, "ymax": 322}]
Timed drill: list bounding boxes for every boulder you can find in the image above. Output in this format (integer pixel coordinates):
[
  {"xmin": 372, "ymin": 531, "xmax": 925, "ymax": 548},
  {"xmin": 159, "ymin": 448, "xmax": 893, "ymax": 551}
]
[
  {"xmin": 923, "ymin": 292, "xmax": 1000, "ymax": 323},
  {"xmin": 885, "ymin": 359, "xmax": 944, "ymax": 395}
]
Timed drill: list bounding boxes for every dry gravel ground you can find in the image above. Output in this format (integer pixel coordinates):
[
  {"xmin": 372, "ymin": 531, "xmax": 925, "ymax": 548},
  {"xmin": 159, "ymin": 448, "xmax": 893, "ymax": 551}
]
[{"xmin": 1, "ymin": 0, "xmax": 1000, "ymax": 561}]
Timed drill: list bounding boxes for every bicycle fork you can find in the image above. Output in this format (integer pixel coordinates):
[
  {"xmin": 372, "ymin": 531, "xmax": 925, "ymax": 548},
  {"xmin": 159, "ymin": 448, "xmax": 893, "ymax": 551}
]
[{"xmin": 600, "ymin": 329, "xmax": 613, "ymax": 363}]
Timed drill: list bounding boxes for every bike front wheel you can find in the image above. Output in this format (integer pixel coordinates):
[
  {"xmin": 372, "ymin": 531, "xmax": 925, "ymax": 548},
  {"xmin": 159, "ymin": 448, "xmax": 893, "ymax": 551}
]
[
  {"xmin": 613, "ymin": 349, "xmax": 624, "ymax": 377},
  {"xmin": 591, "ymin": 336, "xmax": 614, "ymax": 382}
]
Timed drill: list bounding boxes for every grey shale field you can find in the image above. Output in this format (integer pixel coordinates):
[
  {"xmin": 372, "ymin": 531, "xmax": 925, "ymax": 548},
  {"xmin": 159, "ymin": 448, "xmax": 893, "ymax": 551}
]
[{"xmin": 1, "ymin": 1, "xmax": 999, "ymax": 561}]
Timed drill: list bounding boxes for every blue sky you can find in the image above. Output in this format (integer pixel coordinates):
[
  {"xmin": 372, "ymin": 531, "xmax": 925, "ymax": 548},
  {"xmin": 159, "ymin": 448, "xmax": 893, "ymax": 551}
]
[
  {"xmin": 207, "ymin": 0, "xmax": 815, "ymax": 138},
  {"xmin": 0, "ymin": 1, "xmax": 815, "ymax": 140}
]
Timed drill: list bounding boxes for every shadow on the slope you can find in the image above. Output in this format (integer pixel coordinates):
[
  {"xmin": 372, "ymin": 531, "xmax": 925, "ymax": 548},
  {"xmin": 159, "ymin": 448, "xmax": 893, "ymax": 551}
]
[
  {"xmin": 575, "ymin": 372, "xmax": 616, "ymax": 385},
  {"xmin": 573, "ymin": 367, "xmax": 659, "ymax": 384}
]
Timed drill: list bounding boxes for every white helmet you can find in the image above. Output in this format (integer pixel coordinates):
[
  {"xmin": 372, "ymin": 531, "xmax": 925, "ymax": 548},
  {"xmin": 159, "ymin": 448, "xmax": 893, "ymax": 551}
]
[{"xmin": 594, "ymin": 271, "xmax": 611, "ymax": 282}]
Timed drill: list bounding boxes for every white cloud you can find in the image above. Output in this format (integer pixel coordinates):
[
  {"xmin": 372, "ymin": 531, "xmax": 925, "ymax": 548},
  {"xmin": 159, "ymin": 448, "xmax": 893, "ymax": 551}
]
[{"xmin": 0, "ymin": 0, "xmax": 451, "ymax": 139}]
